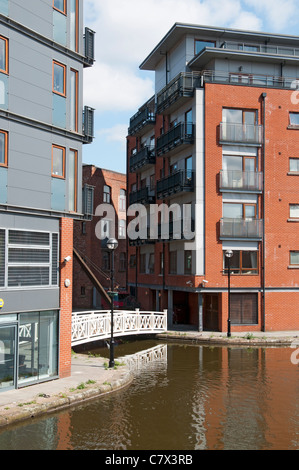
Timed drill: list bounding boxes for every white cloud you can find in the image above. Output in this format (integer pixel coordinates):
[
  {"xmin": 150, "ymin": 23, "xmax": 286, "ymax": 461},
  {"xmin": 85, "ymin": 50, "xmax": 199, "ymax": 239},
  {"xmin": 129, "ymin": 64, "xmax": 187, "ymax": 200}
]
[
  {"xmin": 97, "ymin": 124, "xmax": 128, "ymax": 145},
  {"xmin": 243, "ymin": 0, "xmax": 298, "ymax": 31}
]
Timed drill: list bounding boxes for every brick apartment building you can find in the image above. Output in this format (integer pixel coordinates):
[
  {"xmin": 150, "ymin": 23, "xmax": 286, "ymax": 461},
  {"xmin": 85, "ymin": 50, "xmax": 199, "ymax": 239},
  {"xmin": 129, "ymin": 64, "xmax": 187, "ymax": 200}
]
[
  {"xmin": 127, "ymin": 23, "xmax": 299, "ymax": 332},
  {"xmin": 0, "ymin": 0, "xmax": 95, "ymax": 391},
  {"xmin": 73, "ymin": 165, "xmax": 127, "ymax": 311}
]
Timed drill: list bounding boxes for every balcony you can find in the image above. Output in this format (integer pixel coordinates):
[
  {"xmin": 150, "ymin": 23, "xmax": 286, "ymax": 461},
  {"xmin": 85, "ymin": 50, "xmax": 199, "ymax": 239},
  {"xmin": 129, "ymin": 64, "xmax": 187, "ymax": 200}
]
[
  {"xmin": 220, "ymin": 218, "xmax": 263, "ymax": 240},
  {"xmin": 157, "ymin": 170, "xmax": 194, "ymax": 200},
  {"xmin": 129, "ymin": 146, "xmax": 156, "ymax": 173},
  {"xmin": 129, "ymin": 187, "xmax": 155, "ymax": 205},
  {"xmin": 219, "ymin": 122, "xmax": 263, "ymax": 146},
  {"xmin": 83, "ymin": 27, "xmax": 95, "ymax": 67},
  {"xmin": 156, "ymin": 72, "xmax": 201, "ymax": 114},
  {"xmin": 83, "ymin": 106, "xmax": 94, "ymax": 143},
  {"xmin": 128, "ymin": 99, "xmax": 156, "ymax": 136},
  {"xmin": 156, "ymin": 123, "xmax": 194, "ymax": 157},
  {"xmin": 219, "ymin": 170, "xmax": 263, "ymax": 193}
]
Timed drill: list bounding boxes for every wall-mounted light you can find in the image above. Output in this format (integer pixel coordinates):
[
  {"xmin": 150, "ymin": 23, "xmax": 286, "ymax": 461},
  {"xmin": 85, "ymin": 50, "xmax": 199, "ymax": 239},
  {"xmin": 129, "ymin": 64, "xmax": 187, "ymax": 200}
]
[{"xmin": 64, "ymin": 256, "xmax": 72, "ymax": 262}]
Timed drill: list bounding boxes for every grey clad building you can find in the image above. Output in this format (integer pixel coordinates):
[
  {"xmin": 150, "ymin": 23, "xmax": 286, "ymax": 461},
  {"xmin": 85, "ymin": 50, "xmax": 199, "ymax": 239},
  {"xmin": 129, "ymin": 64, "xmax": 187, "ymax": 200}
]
[{"xmin": 0, "ymin": 0, "xmax": 95, "ymax": 390}]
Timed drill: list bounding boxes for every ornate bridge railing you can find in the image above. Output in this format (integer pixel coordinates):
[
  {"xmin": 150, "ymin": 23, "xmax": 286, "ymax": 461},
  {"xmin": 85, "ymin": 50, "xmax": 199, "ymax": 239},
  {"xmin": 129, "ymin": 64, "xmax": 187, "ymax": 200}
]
[{"xmin": 71, "ymin": 309, "xmax": 168, "ymax": 346}]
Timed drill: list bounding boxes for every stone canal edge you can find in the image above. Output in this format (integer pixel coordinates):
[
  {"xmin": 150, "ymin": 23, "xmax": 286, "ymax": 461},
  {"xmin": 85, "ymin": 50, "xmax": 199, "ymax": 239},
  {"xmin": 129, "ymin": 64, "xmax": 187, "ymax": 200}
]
[{"xmin": 0, "ymin": 332, "xmax": 298, "ymax": 429}]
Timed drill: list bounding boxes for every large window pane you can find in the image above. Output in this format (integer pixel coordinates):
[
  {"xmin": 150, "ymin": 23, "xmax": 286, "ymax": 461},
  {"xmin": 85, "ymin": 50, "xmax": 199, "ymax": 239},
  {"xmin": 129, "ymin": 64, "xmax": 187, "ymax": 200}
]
[
  {"xmin": 290, "ymin": 204, "xmax": 299, "ymax": 218},
  {"xmin": 223, "ymin": 203, "xmax": 243, "ymax": 218},
  {"xmin": 52, "ymin": 145, "xmax": 65, "ymax": 178},
  {"xmin": 290, "ymin": 113, "xmax": 299, "ymax": 126},
  {"xmin": 223, "ymin": 108, "xmax": 242, "ymax": 123},
  {"xmin": 0, "ymin": 130, "xmax": 7, "ymax": 165},
  {"xmin": 195, "ymin": 40, "xmax": 215, "ymax": 54},
  {"xmin": 53, "ymin": 61, "xmax": 65, "ymax": 96},
  {"xmin": 290, "ymin": 252, "xmax": 299, "ymax": 265},
  {"xmin": 0, "ymin": 36, "xmax": 7, "ymax": 74},
  {"xmin": 70, "ymin": 69, "xmax": 78, "ymax": 131},
  {"xmin": 68, "ymin": 149, "xmax": 77, "ymax": 212},
  {"xmin": 290, "ymin": 158, "xmax": 299, "ymax": 172},
  {"xmin": 18, "ymin": 311, "xmax": 58, "ymax": 386},
  {"xmin": 0, "ymin": 325, "xmax": 16, "ymax": 391},
  {"xmin": 70, "ymin": 0, "xmax": 78, "ymax": 51},
  {"xmin": 53, "ymin": 0, "xmax": 66, "ymax": 14}
]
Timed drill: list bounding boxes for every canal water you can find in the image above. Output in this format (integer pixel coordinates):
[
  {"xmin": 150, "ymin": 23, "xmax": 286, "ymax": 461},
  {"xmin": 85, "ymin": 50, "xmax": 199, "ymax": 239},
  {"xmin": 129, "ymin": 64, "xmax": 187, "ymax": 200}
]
[{"xmin": 0, "ymin": 339, "xmax": 298, "ymax": 450}]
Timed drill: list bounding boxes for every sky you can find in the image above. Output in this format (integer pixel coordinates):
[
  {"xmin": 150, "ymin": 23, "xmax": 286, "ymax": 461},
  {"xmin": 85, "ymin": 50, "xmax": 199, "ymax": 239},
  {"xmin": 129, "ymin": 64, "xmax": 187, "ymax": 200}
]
[{"xmin": 82, "ymin": 0, "xmax": 299, "ymax": 174}]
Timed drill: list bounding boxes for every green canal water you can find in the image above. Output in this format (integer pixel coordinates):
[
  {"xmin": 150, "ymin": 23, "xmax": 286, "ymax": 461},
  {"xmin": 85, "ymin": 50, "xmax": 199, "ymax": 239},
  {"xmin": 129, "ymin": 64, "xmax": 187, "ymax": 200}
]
[{"xmin": 0, "ymin": 339, "xmax": 298, "ymax": 450}]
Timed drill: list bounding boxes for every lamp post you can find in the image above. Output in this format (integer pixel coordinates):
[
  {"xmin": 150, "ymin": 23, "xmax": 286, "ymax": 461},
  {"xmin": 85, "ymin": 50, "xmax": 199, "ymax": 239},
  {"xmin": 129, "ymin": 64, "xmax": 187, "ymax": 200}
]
[
  {"xmin": 225, "ymin": 250, "xmax": 233, "ymax": 338},
  {"xmin": 106, "ymin": 237, "xmax": 118, "ymax": 368}
]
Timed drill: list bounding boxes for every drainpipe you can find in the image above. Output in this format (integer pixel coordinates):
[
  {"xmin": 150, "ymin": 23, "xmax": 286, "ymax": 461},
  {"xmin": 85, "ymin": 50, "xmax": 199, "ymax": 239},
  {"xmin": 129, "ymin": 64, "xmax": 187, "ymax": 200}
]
[{"xmin": 261, "ymin": 92, "xmax": 267, "ymax": 332}]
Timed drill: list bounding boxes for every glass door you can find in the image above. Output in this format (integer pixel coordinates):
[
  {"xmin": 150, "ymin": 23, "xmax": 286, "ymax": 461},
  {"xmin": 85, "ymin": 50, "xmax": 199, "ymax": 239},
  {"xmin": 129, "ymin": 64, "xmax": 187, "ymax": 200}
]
[{"xmin": 0, "ymin": 325, "xmax": 17, "ymax": 391}]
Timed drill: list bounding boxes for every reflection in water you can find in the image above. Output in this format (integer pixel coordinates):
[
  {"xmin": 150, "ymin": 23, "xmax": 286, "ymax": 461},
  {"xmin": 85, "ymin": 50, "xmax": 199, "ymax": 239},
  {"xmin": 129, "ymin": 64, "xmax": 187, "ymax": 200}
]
[{"xmin": 0, "ymin": 341, "xmax": 298, "ymax": 450}]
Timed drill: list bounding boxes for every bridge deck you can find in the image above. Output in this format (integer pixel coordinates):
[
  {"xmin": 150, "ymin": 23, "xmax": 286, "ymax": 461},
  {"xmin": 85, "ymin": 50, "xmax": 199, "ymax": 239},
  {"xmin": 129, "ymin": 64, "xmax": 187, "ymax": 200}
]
[{"xmin": 71, "ymin": 309, "xmax": 168, "ymax": 346}]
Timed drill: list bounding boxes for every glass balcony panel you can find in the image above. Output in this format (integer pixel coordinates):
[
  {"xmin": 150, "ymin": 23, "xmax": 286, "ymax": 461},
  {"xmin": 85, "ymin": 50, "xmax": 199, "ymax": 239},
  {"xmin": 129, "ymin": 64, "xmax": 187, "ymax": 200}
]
[{"xmin": 220, "ymin": 218, "xmax": 263, "ymax": 239}]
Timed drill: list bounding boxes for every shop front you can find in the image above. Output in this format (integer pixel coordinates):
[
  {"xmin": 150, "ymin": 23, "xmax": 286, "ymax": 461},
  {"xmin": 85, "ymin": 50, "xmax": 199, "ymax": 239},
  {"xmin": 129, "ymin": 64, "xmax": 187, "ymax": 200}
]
[{"xmin": 0, "ymin": 311, "xmax": 59, "ymax": 391}]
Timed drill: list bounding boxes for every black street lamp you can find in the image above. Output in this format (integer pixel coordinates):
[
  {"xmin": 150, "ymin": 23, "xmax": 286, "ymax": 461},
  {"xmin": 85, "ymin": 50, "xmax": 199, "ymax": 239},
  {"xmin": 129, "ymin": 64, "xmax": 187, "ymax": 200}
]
[
  {"xmin": 225, "ymin": 250, "xmax": 233, "ymax": 338},
  {"xmin": 106, "ymin": 237, "xmax": 118, "ymax": 368}
]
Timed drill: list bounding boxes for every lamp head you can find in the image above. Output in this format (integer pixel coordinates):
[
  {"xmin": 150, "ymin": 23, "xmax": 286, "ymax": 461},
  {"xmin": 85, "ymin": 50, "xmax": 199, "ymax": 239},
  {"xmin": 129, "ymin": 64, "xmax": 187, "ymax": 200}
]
[
  {"xmin": 225, "ymin": 250, "xmax": 233, "ymax": 259},
  {"xmin": 106, "ymin": 238, "xmax": 118, "ymax": 251}
]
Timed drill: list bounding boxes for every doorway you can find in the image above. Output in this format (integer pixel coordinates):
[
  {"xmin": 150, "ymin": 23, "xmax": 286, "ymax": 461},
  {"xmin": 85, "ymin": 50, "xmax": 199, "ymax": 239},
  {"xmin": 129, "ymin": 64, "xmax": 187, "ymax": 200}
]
[
  {"xmin": 203, "ymin": 294, "xmax": 219, "ymax": 331},
  {"xmin": 0, "ymin": 324, "xmax": 17, "ymax": 391}
]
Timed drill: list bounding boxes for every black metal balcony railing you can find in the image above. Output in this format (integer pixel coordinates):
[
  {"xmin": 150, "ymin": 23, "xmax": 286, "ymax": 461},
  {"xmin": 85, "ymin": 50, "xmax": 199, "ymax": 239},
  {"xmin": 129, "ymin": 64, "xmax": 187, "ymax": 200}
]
[
  {"xmin": 129, "ymin": 146, "xmax": 156, "ymax": 173},
  {"xmin": 219, "ymin": 170, "xmax": 263, "ymax": 193},
  {"xmin": 220, "ymin": 218, "xmax": 263, "ymax": 240},
  {"xmin": 158, "ymin": 219, "xmax": 195, "ymax": 241},
  {"xmin": 128, "ymin": 106, "xmax": 156, "ymax": 136},
  {"xmin": 129, "ymin": 187, "xmax": 155, "ymax": 206},
  {"xmin": 83, "ymin": 106, "xmax": 95, "ymax": 143},
  {"xmin": 157, "ymin": 170, "xmax": 194, "ymax": 199},
  {"xmin": 156, "ymin": 72, "xmax": 201, "ymax": 114},
  {"xmin": 156, "ymin": 123, "xmax": 194, "ymax": 156},
  {"xmin": 82, "ymin": 184, "xmax": 94, "ymax": 219},
  {"xmin": 219, "ymin": 122, "xmax": 263, "ymax": 145},
  {"xmin": 84, "ymin": 27, "xmax": 95, "ymax": 67}
]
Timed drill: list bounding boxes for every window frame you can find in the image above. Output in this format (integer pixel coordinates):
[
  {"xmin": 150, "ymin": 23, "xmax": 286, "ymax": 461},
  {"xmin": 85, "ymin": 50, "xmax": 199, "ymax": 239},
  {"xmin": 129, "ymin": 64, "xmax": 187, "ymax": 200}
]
[
  {"xmin": 0, "ymin": 35, "xmax": 8, "ymax": 75},
  {"xmin": 0, "ymin": 130, "xmax": 8, "ymax": 167},
  {"xmin": 53, "ymin": 0, "xmax": 66, "ymax": 15},
  {"xmin": 290, "ymin": 251, "xmax": 299, "ymax": 267},
  {"xmin": 223, "ymin": 250, "xmax": 259, "ymax": 275},
  {"xmin": 289, "ymin": 204, "xmax": 299, "ymax": 219},
  {"xmin": 68, "ymin": 148, "xmax": 78, "ymax": 212},
  {"xmin": 289, "ymin": 158, "xmax": 299, "ymax": 173},
  {"xmin": 289, "ymin": 112, "xmax": 299, "ymax": 127},
  {"xmin": 53, "ymin": 60, "xmax": 66, "ymax": 97},
  {"xmin": 52, "ymin": 144, "xmax": 66, "ymax": 179},
  {"xmin": 103, "ymin": 185, "xmax": 111, "ymax": 204},
  {"xmin": 2, "ymin": 229, "xmax": 59, "ymax": 289},
  {"xmin": 70, "ymin": 68, "xmax": 78, "ymax": 132},
  {"xmin": 194, "ymin": 39, "xmax": 216, "ymax": 55}
]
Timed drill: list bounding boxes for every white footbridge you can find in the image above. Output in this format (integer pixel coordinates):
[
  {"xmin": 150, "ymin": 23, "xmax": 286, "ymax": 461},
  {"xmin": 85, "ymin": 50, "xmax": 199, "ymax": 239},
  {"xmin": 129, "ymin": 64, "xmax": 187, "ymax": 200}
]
[{"xmin": 71, "ymin": 309, "xmax": 168, "ymax": 347}]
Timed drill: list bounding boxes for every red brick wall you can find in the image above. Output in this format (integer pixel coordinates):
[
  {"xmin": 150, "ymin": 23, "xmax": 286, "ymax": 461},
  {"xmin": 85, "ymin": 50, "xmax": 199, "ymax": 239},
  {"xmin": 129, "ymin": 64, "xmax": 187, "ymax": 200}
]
[
  {"xmin": 59, "ymin": 217, "xmax": 73, "ymax": 378},
  {"xmin": 73, "ymin": 166, "xmax": 127, "ymax": 310},
  {"xmin": 205, "ymin": 83, "xmax": 299, "ymax": 331}
]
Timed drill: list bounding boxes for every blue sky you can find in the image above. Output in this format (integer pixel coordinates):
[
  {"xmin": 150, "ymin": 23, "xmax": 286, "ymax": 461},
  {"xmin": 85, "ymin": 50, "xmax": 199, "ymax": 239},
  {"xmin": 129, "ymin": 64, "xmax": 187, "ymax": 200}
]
[{"xmin": 83, "ymin": 0, "xmax": 299, "ymax": 174}]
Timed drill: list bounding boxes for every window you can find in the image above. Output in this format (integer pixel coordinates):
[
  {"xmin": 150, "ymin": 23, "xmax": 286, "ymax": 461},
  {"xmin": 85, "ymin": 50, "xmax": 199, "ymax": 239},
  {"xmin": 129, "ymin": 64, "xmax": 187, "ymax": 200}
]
[
  {"xmin": 289, "ymin": 113, "xmax": 299, "ymax": 126},
  {"xmin": 118, "ymin": 219, "xmax": 126, "ymax": 238},
  {"xmin": 119, "ymin": 252, "xmax": 126, "ymax": 272},
  {"xmin": 223, "ymin": 203, "xmax": 256, "ymax": 219},
  {"xmin": 3, "ymin": 230, "xmax": 59, "ymax": 288},
  {"xmin": 0, "ymin": 36, "xmax": 8, "ymax": 74},
  {"xmin": 230, "ymin": 294, "xmax": 258, "ymax": 325},
  {"xmin": 148, "ymin": 253, "xmax": 155, "ymax": 274},
  {"xmin": 53, "ymin": 61, "xmax": 66, "ymax": 96},
  {"xmin": 290, "ymin": 204, "xmax": 299, "ymax": 219},
  {"xmin": 70, "ymin": 0, "xmax": 79, "ymax": 52},
  {"xmin": 195, "ymin": 39, "xmax": 215, "ymax": 55},
  {"xmin": 129, "ymin": 254, "xmax": 136, "ymax": 268},
  {"xmin": 81, "ymin": 286, "xmax": 86, "ymax": 296},
  {"xmin": 52, "ymin": 145, "xmax": 65, "ymax": 178},
  {"xmin": 68, "ymin": 149, "xmax": 77, "ymax": 212},
  {"xmin": 223, "ymin": 250, "xmax": 258, "ymax": 275},
  {"xmin": 290, "ymin": 251, "xmax": 299, "ymax": 266},
  {"xmin": 139, "ymin": 254, "xmax": 146, "ymax": 274},
  {"xmin": 103, "ymin": 185, "xmax": 111, "ymax": 203},
  {"xmin": 102, "ymin": 252, "xmax": 110, "ymax": 271},
  {"xmin": 169, "ymin": 251, "xmax": 177, "ymax": 274},
  {"xmin": 70, "ymin": 69, "xmax": 78, "ymax": 131},
  {"xmin": 223, "ymin": 108, "xmax": 257, "ymax": 125},
  {"xmin": 159, "ymin": 252, "xmax": 164, "ymax": 275},
  {"xmin": 184, "ymin": 250, "xmax": 192, "ymax": 274},
  {"xmin": 53, "ymin": 0, "xmax": 66, "ymax": 14},
  {"xmin": 0, "ymin": 130, "xmax": 8, "ymax": 166},
  {"xmin": 289, "ymin": 158, "xmax": 299, "ymax": 172},
  {"xmin": 119, "ymin": 189, "xmax": 126, "ymax": 211}
]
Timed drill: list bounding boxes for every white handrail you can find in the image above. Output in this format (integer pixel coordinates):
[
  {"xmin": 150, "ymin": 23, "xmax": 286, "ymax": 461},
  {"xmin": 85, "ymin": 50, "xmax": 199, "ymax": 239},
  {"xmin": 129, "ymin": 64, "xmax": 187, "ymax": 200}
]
[{"xmin": 71, "ymin": 309, "xmax": 168, "ymax": 346}]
